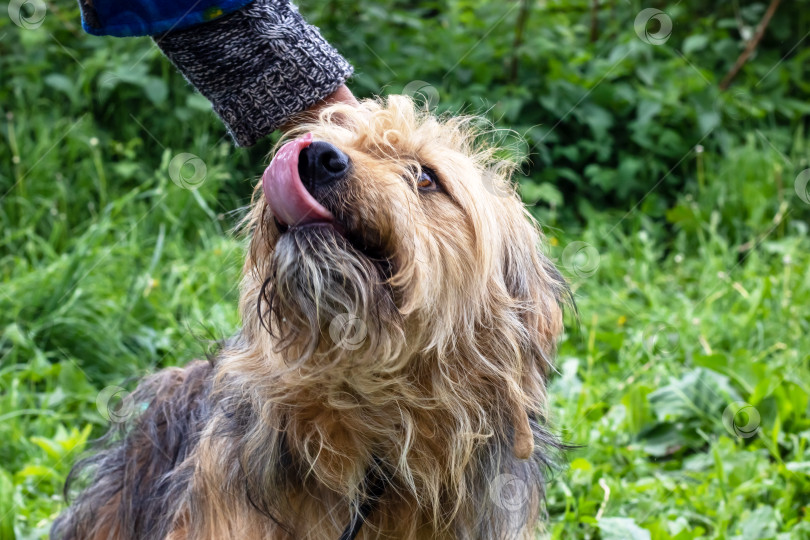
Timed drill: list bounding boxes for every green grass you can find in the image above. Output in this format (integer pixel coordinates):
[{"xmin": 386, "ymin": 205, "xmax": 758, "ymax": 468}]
[
  {"xmin": 547, "ymin": 196, "xmax": 810, "ymax": 538},
  {"xmin": 2, "ymin": 1, "xmax": 810, "ymax": 539}
]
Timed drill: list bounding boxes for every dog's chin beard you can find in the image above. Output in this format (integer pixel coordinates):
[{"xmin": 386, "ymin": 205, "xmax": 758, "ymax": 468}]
[{"xmin": 260, "ymin": 224, "xmax": 400, "ymax": 365}]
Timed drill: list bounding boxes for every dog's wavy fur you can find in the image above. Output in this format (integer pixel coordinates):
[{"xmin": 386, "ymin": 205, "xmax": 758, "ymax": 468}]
[{"xmin": 52, "ymin": 96, "xmax": 570, "ymax": 540}]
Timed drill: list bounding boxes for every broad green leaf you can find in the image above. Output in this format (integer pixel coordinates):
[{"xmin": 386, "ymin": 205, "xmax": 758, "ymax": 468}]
[
  {"xmin": 683, "ymin": 35, "xmax": 710, "ymax": 54},
  {"xmin": 598, "ymin": 517, "xmax": 651, "ymax": 540}
]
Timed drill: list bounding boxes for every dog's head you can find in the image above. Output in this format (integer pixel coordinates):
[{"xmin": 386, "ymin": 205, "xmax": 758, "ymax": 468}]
[
  {"xmin": 241, "ymin": 96, "xmax": 567, "ymax": 389},
  {"xmin": 227, "ymin": 97, "xmax": 570, "ymax": 531}
]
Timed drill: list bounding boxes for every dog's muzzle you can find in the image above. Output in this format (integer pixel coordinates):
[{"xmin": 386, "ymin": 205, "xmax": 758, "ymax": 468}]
[
  {"xmin": 298, "ymin": 141, "xmax": 351, "ymax": 190},
  {"xmin": 263, "ymin": 134, "xmax": 351, "ymax": 228}
]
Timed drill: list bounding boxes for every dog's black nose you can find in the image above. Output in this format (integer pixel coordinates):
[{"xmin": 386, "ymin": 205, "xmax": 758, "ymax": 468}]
[{"xmin": 298, "ymin": 141, "xmax": 351, "ymax": 190}]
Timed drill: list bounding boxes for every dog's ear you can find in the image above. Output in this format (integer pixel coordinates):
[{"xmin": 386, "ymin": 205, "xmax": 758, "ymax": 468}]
[
  {"xmin": 511, "ymin": 409, "xmax": 535, "ymax": 459},
  {"xmin": 500, "ymin": 215, "xmax": 569, "ymax": 459},
  {"xmin": 501, "ymin": 217, "xmax": 568, "ymax": 367}
]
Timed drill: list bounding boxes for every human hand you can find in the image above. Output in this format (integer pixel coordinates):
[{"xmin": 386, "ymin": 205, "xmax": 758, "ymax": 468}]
[{"xmin": 280, "ymin": 84, "xmax": 358, "ymax": 133}]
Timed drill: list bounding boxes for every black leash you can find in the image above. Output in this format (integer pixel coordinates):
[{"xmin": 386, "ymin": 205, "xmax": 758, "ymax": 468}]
[{"xmin": 338, "ymin": 458, "xmax": 387, "ymax": 540}]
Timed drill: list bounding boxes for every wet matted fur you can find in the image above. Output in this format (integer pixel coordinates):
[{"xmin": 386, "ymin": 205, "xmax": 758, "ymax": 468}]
[{"xmin": 52, "ymin": 96, "xmax": 570, "ymax": 540}]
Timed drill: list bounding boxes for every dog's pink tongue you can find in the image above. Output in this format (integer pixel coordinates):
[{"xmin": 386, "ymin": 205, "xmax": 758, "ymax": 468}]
[{"xmin": 262, "ymin": 133, "xmax": 334, "ymax": 226}]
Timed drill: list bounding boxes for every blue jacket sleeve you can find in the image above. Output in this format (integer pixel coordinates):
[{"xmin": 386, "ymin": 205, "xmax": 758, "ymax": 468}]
[
  {"xmin": 79, "ymin": 0, "xmax": 354, "ymax": 146},
  {"xmin": 78, "ymin": 0, "xmax": 254, "ymax": 37}
]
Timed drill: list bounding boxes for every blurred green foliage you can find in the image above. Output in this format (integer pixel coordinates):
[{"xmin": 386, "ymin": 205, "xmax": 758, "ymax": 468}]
[
  {"xmin": 1, "ymin": 0, "xmax": 809, "ymax": 538},
  {"xmin": 306, "ymin": 0, "xmax": 810, "ymax": 229}
]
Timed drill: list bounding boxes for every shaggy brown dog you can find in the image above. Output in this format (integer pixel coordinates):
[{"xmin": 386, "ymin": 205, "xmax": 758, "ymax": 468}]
[{"xmin": 52, "ymin": 96, "xmax": 569, "ymax": 540}]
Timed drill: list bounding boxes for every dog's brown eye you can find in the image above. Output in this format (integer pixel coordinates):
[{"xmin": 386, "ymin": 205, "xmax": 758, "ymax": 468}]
[{"xmin": 416, "ymin": 169, "xmax": 438, "ymax": 192}]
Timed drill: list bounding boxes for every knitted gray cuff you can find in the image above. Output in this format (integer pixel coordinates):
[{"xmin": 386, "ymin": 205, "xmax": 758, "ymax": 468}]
[{"xmin": 153, "ymin": 0, "xmax": 353, "ymax": 147}]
